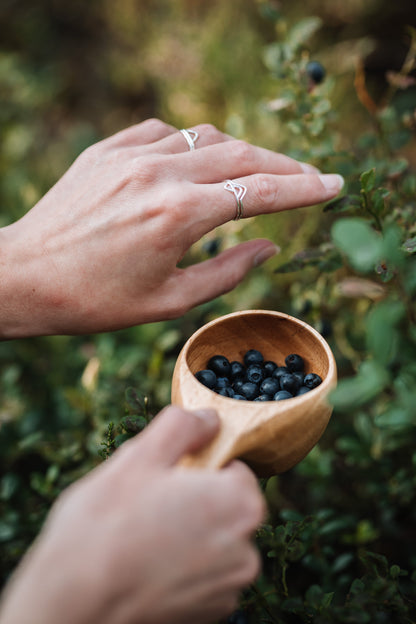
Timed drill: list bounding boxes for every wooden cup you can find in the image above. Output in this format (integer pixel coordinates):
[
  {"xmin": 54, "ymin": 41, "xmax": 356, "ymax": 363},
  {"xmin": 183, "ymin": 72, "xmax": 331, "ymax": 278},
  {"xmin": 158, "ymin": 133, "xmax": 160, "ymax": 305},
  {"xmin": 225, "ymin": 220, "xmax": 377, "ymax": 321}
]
[{"xmin": 171, "ymin": 310, "xmax": 337, "ymax": 476}]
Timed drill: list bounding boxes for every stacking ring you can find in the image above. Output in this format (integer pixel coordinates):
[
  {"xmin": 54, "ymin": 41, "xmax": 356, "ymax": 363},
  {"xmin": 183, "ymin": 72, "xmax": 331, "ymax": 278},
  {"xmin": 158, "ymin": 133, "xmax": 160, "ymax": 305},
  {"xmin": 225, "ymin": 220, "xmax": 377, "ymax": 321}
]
[
  {"xmin": 224, "ymin": 180, "xmax": 247, "ymax": 220},
  {"xmin": 180, "ymin": 128, "xmax": 199, "ymax": 151}
]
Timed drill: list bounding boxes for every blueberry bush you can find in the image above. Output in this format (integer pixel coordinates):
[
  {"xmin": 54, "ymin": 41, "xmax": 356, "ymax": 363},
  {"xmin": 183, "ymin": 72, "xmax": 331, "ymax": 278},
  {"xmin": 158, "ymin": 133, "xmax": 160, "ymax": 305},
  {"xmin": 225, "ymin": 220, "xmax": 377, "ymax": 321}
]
[{"xmin": 1, "ymin": 1, "xmax": 415, "ymax": 622}]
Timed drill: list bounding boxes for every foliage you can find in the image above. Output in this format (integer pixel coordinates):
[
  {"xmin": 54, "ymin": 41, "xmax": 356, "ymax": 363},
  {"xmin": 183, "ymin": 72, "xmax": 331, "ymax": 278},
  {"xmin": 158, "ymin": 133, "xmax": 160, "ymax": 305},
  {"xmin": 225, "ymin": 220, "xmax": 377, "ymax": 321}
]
[{"xmin": 1, "ymin": 1, "xmax": 416, "ymax": 622}]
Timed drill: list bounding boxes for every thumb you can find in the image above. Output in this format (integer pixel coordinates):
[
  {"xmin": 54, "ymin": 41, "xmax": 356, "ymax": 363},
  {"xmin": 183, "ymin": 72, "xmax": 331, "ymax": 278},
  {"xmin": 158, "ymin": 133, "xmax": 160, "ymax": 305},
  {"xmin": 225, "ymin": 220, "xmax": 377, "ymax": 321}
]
[
  {"xmin": 177, "ymin": 239, "xmax": 279, "ymax": 306},
  {"xmin": 115, "ymin": 405, "xmax": 220, "ymax": 469}
]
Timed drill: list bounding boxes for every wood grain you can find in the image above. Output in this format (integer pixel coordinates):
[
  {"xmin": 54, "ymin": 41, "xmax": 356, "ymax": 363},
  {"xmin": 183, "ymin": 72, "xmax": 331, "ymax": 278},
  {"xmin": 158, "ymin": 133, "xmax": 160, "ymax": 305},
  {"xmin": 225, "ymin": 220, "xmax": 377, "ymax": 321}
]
[{"xmin": 171, "ymin": 310, "xmax": 337, "ymax": 476}]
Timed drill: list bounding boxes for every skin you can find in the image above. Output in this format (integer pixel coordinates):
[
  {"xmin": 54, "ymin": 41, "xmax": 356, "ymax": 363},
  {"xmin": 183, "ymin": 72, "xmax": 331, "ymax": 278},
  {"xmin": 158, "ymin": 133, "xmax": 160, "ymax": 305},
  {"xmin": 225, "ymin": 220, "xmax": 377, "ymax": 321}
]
[
  {"xmin": 0, "ymin": 119, "xmax": 343, "ymax": 339},
  {"xmin": 0, "ymin": 120, "xmax": 344, "ymax": 622},
  {"xmin": 0, "ymin": 406, "xmax": 266, "ymax": 624}
]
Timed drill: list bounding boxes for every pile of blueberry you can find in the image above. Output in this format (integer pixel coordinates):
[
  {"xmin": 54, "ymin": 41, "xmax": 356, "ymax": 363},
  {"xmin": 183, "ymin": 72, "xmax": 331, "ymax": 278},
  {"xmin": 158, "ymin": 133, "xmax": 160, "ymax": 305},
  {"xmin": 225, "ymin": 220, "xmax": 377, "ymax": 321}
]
[{"xmin": 194, "ymin": 349, "xmax": 322, "ymax": 401}]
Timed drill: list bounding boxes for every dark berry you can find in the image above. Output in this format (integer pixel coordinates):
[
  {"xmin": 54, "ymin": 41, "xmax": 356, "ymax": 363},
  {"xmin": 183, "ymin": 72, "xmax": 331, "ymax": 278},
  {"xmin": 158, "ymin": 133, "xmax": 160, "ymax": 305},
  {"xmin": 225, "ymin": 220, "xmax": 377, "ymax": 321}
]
[
  {"xmin": 240, "ymin": 382, "xmax": 259, "ymax": 400},
  {"xmin": 233, "ymin": 394, "xmax": 247, "ymax": 400},
  {"xmin": 306, "ymin": 60, "xmax": 326, "ymax": 84},
  {"xmin": 260, "ymin": 377, "xmax": 280, "ymax": 396},
  {"xmin": 207, "ymin": 355, "xmax": 230, "ymax": 377},
  {"xmin": 254, "ymin": 394, "xmax": 272, "ymax": 401},
  {"xmin": 218, "ymin": 386, "xmax": 235, "ymax": 398},
  {"xmin": 243, "ymin": 349, "xmax": 264, "ymax": 367},
  {"xmin": 230, "ymin": 360, "xmax": 245, "ymax": 380},
  {"xmin": 272, "ymin": 366, "xmax": 289, "ymax": 380},
  {"xmin": 202, "ymin": 237, "xmax": 221, "ymax": 256},
  {"xmin": 195, "ymin": 369, "xmax": 216, "ymax": 389},
  {"xmin": 216, "ymin": 377, "xmax": 230, "ymax": 389},
  {"xmin": 293, "ymin": 371, "xmax": 305, "ymax": 386},
  {"xmin": 274, "ymin": 390, "xmax": 293, "ymax": 400},
  {"xmin": 263, "ymin": 360, "xmax": 277, "ymax": 376},
  {"xmin": 279, "ymin": 373, "xmax": 299, "ymax": 395},
  {"xmin": 233, "ymin": 378, "xmax": 245, "ymax": 394},
  {"xmin": 296, "ymin": 386, "xmax": 311, "ymax": 396},
  {"xmin": 245, "ymin": 364, "xmax": 264, "ymax": 384},
  {"xmin": 285, "ymin": 353, "xmax": 304, "ymax": 373},
  {"xmin": 303, "ymin": 373, "xmax": 322, "ymax": 389}
]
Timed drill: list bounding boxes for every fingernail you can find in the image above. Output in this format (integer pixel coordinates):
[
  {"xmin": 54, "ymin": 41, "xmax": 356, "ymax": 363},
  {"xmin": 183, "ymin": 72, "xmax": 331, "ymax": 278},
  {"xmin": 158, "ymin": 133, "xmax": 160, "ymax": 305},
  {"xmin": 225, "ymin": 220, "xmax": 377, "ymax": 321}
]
[
  {"xmin": 319, "ymin": 174, "xmax": 345, "ymax": 194},
  {"xmin": 253, "ymin": 244, "xmax": 280, "ymax": 267},
  {"xmin": 299, "ymin": 161, "xmax": 321, "ymax": 174}
]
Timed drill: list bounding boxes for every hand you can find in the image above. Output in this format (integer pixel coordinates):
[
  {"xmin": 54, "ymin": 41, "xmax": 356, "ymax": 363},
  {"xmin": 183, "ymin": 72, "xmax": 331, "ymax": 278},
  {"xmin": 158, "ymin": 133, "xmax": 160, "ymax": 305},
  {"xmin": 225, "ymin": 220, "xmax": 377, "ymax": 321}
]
[
  {"xmin": 0, "ymin": 119, "xmax": 343, "ymax": 338},
  {"xmin": 0, "ymin": 406, "xmax": 265, "ymax": 624}
]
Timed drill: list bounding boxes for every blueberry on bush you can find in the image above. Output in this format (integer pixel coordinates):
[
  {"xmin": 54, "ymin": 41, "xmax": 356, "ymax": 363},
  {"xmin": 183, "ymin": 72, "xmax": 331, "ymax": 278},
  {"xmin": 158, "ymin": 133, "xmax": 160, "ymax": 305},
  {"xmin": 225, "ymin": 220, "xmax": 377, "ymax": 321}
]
[{"xmin": 306, "ymin": 60, "xmax": 326, "ymax": 84}]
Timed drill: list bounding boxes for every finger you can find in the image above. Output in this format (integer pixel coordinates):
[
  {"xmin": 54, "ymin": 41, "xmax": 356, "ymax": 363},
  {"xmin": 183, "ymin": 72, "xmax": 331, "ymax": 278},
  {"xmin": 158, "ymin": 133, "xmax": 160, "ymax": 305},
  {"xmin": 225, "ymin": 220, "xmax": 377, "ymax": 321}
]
[
  {"xmin": 169, "ymin": 240, "xmax": 279, "ymax": 310},
  {"xmin": 115, "ymin": 405, "xmax": 220, "ymax": 469},
  {"xmin": 103, "ymin": 118, "xmax": 177, "ymax": 149},
  {"xmin": 147, "ymin": 123, "xmax": 234, "ymax": 155},
  {"xmin": 165, "ymin": 140, "xmax": 320, "ymax": 182}
]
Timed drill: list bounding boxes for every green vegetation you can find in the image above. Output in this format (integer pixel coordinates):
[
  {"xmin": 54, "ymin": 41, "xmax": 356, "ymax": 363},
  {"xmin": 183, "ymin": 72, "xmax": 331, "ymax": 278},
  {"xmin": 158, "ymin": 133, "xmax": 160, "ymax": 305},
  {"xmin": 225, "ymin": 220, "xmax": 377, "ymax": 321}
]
[{"xmin": 1, "ymin": 1, "xmax": 415, "ymax": 621}]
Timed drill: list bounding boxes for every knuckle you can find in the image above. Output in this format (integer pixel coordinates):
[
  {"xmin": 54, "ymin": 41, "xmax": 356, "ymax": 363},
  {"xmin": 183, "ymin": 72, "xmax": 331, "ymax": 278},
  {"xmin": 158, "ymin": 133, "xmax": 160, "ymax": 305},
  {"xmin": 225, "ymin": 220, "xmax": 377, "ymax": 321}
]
[
  {"xmin": 253, "ymin": 173, "xmax": 279, "ymax": 206},
  {"xmin": 131, "ymin": 156, "xmax": 160, "ymax": 186},
  {"xmin": 194, "ymin": 122, "xmax": 221, "ymax": 141},
  {"xmin": 141, "ymin": 117, "xmax": 171, "ymax": 134},
  {"xmin": 229, "ymin": 139, "xmax": 253, "ymax": 165}
]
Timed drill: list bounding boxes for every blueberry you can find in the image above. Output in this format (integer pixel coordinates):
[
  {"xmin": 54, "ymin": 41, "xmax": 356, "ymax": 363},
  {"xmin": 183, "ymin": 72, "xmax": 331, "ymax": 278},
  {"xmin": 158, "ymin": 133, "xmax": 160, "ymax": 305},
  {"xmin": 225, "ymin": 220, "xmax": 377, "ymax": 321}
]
[
  {"xmin": 296, "ymin": 386, "xmax": 311, "ymax": 396},
  {"xmin": 216, "ymin": 377, "xmax": 230, "ymax": 389},
  {"xmin": 272, "ymin": 366, "xmax": 289, "ymax": 380},
  {"xmin": 207, "ymin": 354, "xmax": 230, "ymax": 377},
  {"xmin": 274, "ymin": 390, "xmax": 293, "ymax": 400},
  {"xmin": 306, "ymin": 60, "xmax": 326, "ymax": 84},
  {"xmin": 245, "ymin": 364, "xmax": 264, "ymax": 384},
  {"xmin": 195, "ymin": 369, "xmax": 216, "ymax": 389},
  {"xmin": 230, "ymin": 360, "xmax": 245, "ymax": 380},
  {"xmin": 260, "ymin": 377, "xmax": 280, "ymax": 396},
  {"xmin": 243, "ymin": 349, "xmax": 264, "ymax": 367},
  {"xmin": 233, "ymin": 394, "xmax": 247, "ymax": 400},
  {"xmin": 218, "ymin": 386, "xmax": 235, "ymax": 398},
  {"xmin": 202, "ymin": 237, "xmax": 221, "ymax": 256},
  {"xmin": 263, "ymin": 360, "xmax": 277, "ymax": 376},
  {"xmin": 233, "ymin": 378, "xmax": 245, "ymax": 394},
  {"xmin": 241, "ymin": 381, "xmax": 259, "ymax": 400},
  {"xmin": 303, "ymin": 373, "xmax": 322, "ymax": 389},
  {"xmin": 254, "ymin": 394, "xmax": 272, "ymax": 401},
  {"xmin": 285, "ymin": 354, "xmax": 304, "ymax": 373},
  {"xmin": 279, "ymin": 373, "xmax": 299, "ymax": 395},
  {"xmin": 293, "ymin": 371, "xmax": 305, "ymax": 386}
]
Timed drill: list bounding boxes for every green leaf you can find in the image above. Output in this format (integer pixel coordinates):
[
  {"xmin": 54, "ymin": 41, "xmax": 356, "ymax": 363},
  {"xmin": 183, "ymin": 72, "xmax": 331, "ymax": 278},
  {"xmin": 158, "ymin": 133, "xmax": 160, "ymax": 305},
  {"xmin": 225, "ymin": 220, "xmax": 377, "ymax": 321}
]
[
  {"xmin": 360, "ymin": 168, "xmax": 376, "ymax": 192},
  {"xmin": 330, "ymin": 360, "xmax": 390, "ymax": 411},
  {"xmin": 365, "ymin": 300, "xmax": 405, "ymax": 365},
  {"xmin": 287, "ymin": 17, "xmax": 322, "ymax": 49},
  {"xmin": 331, "ymin": 218, "xmax": 383, "ymax": 272},
  {"xmin": 323, "ymin": 194, "xmax": 361, "ymax": 214}
]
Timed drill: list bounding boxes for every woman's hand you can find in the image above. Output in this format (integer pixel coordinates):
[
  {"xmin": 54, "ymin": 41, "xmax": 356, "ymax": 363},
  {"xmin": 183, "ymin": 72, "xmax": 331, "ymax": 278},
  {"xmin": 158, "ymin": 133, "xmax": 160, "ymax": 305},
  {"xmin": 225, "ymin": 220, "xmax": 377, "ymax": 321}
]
[
  {"xmin": 0, "ymin": 119, "xmax": 343, "ymax": 338},
  {"xmin": 0, "ymin": 406, "xmax": 265, "ymax": 624}
]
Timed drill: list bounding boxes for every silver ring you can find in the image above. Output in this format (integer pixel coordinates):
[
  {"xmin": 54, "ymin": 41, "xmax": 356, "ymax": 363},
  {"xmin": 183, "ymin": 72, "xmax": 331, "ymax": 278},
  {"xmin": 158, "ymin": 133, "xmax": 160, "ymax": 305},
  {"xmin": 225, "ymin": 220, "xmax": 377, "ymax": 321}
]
[
  {"xmin": 180, "ymin": 128, "xmax": 199, "ymax": 151},
  {"xmin": 224, "ymin": 180, "xmax": 247, "ymax": 220}
]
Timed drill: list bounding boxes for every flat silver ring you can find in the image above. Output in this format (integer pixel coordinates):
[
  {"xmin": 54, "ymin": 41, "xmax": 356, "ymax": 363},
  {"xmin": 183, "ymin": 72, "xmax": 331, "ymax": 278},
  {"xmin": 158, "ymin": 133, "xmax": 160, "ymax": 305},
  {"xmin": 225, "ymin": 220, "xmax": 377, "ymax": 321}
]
[
  {"xmin": 180, "ymin": 128, "xmax": 199, "ymax": 151},
  {"xmin": 224, "ymin": 179, "xmax": 247, "ymax": 221}
]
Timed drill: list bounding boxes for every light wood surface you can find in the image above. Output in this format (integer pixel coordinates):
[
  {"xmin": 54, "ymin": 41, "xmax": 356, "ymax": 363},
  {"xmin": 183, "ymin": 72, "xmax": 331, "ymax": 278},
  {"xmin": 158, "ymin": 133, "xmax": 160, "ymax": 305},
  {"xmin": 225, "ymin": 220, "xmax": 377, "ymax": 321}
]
[{"xmin": 171, "ymin": 310, "xmax": 337, "ymax": 476}]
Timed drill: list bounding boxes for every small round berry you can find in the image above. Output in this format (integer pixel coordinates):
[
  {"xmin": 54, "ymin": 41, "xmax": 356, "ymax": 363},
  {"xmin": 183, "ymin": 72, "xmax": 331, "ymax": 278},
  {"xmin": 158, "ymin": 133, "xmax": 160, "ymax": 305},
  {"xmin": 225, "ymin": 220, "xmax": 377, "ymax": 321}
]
[
  {"xmin": 218, "ymin": 386, "xmax": 235, "ymax": 398},
  {"xmin": 233, "ymin": 394, "xmax": 247, "ymax": 400},
  {"xmin": 216, "ymin": 377, "xmax": 230, "ymax": 389},
  {"xmin": 243, "ymin": 349, "xmax": 264, "ymax": 367},
  {"xmin": 273, "ymin": 390, "xmax": 293, "ymax": 401},
  {"xmin": 229, "ymin": 360, "xmax": 245, "ymax": 380},
  {"xmin": 296, "ymin": 386, "xmax": 311, "ymax": 396},
  {"xmin": 293, "ymin": 371, "xmax": 305, "ymax": 386},
  {"xmin": 207, "ymin": 355, "xmax": 231, "ymax": 377},
  {"xmin": 285, "ymin": 353, "xmax": 304, "ymax": 373},
  {"xmin": 195, "ymin": 369, "xmax": 216, "ymax": 389},
  {"xmin": 263, "ymin": 360, "xmax": 277, "ymax": 376},
  {"xmin": 260, "ymin": 377, "xmax": 280, "ymax": 396},
  {"xmin": 233, "ymin": 378, "xmax": 245, "ymax": 394},
  {"xmin": 279, "ymin": 373, "xmax": 299, "ymax": 395},
  {"xmin": 306, "ymin": 60, "xmax": 326, "ymax": 84},
  {"xmin": 303, "ymin": 373, "xmax": 322, "ymax": 389},
  {"xmin": 272, "ymin": 366, "xmax": 289, "ymax": 380},
  {"xmin": 245, "ymin": 364, "xmax": 264, "ymax": 384},
  {"xmin": 254, "ymin": 394, "xmax": 272, "ymax": 401},
  {"xmin": 241, "ymin": 381, "xmax": 259, "ymax": 401}
]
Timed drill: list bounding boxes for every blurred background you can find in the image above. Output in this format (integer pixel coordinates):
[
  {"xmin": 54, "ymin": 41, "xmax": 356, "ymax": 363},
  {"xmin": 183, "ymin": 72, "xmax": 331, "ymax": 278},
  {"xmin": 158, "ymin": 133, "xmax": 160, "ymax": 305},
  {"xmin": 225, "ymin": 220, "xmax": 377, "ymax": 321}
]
[{"xmin": 1, "ymin": 1, "xmax": 416, "ymax": 621}]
